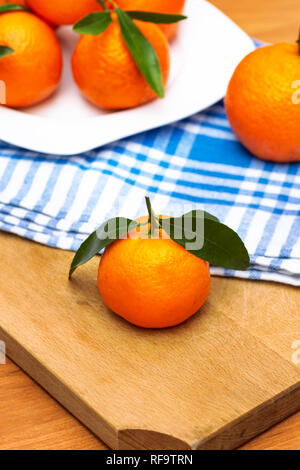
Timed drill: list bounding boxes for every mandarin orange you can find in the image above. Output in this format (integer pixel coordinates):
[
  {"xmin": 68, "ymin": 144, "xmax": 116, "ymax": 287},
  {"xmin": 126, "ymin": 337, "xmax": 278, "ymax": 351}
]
[
  {"xmin": 26, "ymin": 0, "xmax": 101, "ymax": 25},
  {"xmin": 98, "ymin": 216, "xmax": 210, "ymax": 328},
  {"xmin": 225, "ymin": 43, "xmax": 300, "ymax": 162},
  {"xmin": 0, "ymin": 11, "xmax": 62, "ymax": 107},
  {"xmin": 72, "ymin": 19, "xmax": 170, "ymax": 109}
]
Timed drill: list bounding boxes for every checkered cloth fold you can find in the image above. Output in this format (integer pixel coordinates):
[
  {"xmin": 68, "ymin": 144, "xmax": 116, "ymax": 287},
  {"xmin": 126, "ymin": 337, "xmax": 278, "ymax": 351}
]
[{"xmin": 0, "ymin": 102, "xmax": 299, "ymax": 285}]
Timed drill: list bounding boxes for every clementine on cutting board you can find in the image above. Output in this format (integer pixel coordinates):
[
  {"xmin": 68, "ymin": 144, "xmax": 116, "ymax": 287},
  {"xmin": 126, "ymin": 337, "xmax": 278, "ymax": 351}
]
[
  {"xmin": 225, "ymin": 43, "xmax": 300, "ymax": 162},
  {"xmin": 0, "ymin": 11, "xmax": 62, "ymax": 107},
  {"xmin": 115, "ymin": 0, "xmax": 186, "ymax": 40},
  {"xmin": 26, "ymin": 0, "xmax": 101, "ymax": 25},
  {"xmin": 98, "ymin": 217, "xmax": 210, "ymax": 329},
  {"xmin": 69, "ymin": 197, "xmax": 249, "ymax": 329},
  {"xmin": 72, "ymin": 18, "xmax": 170, "ymax": 109}
]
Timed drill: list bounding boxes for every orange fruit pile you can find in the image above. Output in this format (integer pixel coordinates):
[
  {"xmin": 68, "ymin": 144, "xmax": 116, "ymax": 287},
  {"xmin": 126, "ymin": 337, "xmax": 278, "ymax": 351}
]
[
  {"xmin": 98, "ymin": 217, "xmax": 210, "ymax": 328},
  {"xmin": 225, "ymin": 43, "xmax": 300, "ymax": 163},
  {"xmin": 72, "ymin": 19, "xmax": 170, "ymax": 110},
  {"xmin": 0, "ymin": 11, "xmax": 62, "ymax": 107},
  {"xmin": 0, "ymin": 0, "xmax": 186, "ymax": 109}
]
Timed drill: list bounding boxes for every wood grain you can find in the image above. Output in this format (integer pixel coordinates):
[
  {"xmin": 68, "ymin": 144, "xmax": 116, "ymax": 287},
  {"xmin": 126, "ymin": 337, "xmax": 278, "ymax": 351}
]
[
  {"xmin": 211, "ymin": 0, "xmax": 300, "ymax": 43},
  {"xmin": 0, "ymin": 233, "xmax": 299, "ymax": 449},
  {"xmin": 0, "ymin": 0, "xmax": 300, "ymax": 451},
  {"xmin": 0, "ymin": 359, "xmax": 104, "ymax": 450}
]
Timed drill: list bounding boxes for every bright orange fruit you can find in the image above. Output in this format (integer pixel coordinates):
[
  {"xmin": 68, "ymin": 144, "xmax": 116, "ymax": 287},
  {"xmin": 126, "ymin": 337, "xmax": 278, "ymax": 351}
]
[
  {"xmin": 0, "ymin": 11, "xmax": 62, "ymax": 108},
  {"xmin": 98, "ymin": 217, "xmax": 210, "ymax": 329},
  {"xmin": 225, "ymin": 43, "xmax": 300, "ymax": 162},
  {"xmin": 72, "ymin": 19, "xmax": 170, "ymax": 110},
  {"xmin": 115, "ymin": 0, "xmax": 186, "ymax": 40},
  {"xmin": 26, "ymin": 0, "xmax": 101, "ymax": 25},
  {"xmin": 0, "ymin": 1, "xmax": 58, "ymax": 28}
]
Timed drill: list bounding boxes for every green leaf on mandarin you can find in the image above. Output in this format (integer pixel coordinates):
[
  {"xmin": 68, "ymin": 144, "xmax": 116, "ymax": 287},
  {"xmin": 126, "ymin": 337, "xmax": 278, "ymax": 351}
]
[
  {"xmin": 114, "ymin": 6, "xmax": 165, "ymax": 98},
  {"xmin": 125, "ymin": 11, "xmax": 187, "ymax": 24},
  {"xmin": 69, "ymin": 217, "xmax": 138, "ymax": 279},
  {"xmin": 0, "ymin": 45, "xmax": 14, "ymax": 59},
  {"xmin": 0, "ymin": 4, "xmax": 28, "ymax": 14},
  {"xmin": 159, "ymin": 211, "xmax": 250, "ymax": 271},
  {"xmin": 73, "ymin": 11, "xmax": 112, "ymax": 35}
]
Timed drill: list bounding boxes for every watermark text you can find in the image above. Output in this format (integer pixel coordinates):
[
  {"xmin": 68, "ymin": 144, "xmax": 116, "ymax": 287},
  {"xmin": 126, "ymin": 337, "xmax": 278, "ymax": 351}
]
[
  {"xmin": 0, "ymin": 340, "xmax": 6, "ymax": 364},
  {"xmin": 292, "ymin": 80, "xmax": 300, "ymax": 104},
  {"xmin": 291, "ymin": 340, "xmax": 300, "ymax": 365}
]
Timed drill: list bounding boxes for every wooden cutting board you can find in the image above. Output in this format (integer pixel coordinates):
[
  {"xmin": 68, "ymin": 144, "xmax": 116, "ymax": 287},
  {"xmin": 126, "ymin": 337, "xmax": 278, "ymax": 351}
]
[{"xmin": 0, "ymin": 232, "xmax": 299, "ymax": 450}]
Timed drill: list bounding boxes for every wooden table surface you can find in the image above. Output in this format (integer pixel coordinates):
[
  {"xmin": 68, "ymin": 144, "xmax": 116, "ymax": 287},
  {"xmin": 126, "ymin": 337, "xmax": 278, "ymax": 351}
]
[{"xmin": 0, "ymin": 0, "xmax": 300, "ymax": 451}]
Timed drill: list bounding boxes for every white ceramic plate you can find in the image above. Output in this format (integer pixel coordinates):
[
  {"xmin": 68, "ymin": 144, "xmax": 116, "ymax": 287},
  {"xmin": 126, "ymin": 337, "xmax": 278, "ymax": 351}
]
[{"xmin": 0, "ymin": 0, "xmax": 254, "ymax": 155}]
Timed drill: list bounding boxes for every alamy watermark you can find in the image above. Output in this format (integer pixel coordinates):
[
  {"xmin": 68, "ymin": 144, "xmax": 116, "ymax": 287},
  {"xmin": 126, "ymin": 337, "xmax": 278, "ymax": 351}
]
[
  {"xmin": 96, "ymin": 203, "xmax": 206, "ymax": 251},
  {"xmin": 291, "ymin": 340, "xmax": 300, "ymax": 365},
  {"xmin": 292, "ymin": 80, "xmax": 300, "ymax": 104},
  {"xmin": 0, "ymin": 80, "xmax": 6, "ymax": 105},
  {"xmin": 0, "ymin": 340, "xmax": 6, "ymax": 364}
]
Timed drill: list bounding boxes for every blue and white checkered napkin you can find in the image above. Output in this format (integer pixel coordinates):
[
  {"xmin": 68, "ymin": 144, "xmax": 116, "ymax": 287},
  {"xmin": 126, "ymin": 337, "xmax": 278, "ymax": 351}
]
[{"xmin": 0, "ymin": 102, "xmax": 299, "ymax": 285}]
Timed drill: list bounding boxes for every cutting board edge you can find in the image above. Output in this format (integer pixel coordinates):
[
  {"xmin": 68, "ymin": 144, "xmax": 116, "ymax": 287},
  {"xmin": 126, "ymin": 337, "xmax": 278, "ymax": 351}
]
[
  {"xmin": 193, "ymin": 380, "xmax": 300, "ymax": 450},
  {"xmin": 2, "ymin": 326, "xmax": 195, "ymax": 450},
  {"xmin": 116, "ymin": 381, "xmax": 300, "ymax": 450},
  {"xmin": 1, "ymin": 326, "xmax": 119, "ymax": 450},
  {"xmin": 2, "ymin": 324, "xmax": 300, "ymax": 450}
]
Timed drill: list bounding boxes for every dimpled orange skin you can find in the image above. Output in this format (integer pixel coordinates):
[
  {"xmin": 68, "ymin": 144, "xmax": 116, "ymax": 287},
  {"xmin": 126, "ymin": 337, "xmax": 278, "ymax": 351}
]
[
  {"xmin": 26, "ymin": 0, "xmax": 101, "ymax": 25},
  {"xmin": 115, "ymin": 0, "xmax": 186, "ymax": 41},
  {"xmin": 72, "ymin": 19, "xmax": 170, "ymax": 110},
  {"xmin": 225, "ymin": 44, "xmax": 300, "ymax": 162},
  {"xmin": 0, "ymin": 12, "xmax": 62, "ymax": 108},
  {"xmin": 98, "ymin": 217, "xmax": 210, "ymax": 329}
]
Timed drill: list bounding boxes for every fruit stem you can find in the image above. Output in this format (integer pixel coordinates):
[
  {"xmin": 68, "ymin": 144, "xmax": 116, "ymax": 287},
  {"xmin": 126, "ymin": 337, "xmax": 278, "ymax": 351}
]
[
  {"xmin": 97, "ymin": 0, "xmax": 109, "ymax": 11},
  {"xmin": 145, "ymin": 196, "xmax": 159, "ymax": 238},
  {"xmin": 297, "ymin": 28, "xmax": 300, "ymax": 56},
  {"xmin": 145, "ymin": 196, "xmax": 153, "ymax": 224},
  {"xmin": 109, "ymin": 0, "xmax": 118, "ymax": 10}
]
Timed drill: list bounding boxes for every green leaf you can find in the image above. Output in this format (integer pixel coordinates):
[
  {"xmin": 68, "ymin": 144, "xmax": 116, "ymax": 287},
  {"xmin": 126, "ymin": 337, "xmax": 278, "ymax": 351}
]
[
  {"xmin": 69, "ymin": 217, "xmax": 138, "ymax": 279},
  {"xmin": 115, "ymin": 6, "xmax": 165, "ymax": 98},
  {"xmin": 181, "ymin": 210, "xmax": 220, "ymax": 224},
  {"xmin": 0, "ymin": 45, "xmax": 14, "ymax": 59},
  {"xmin": 126, "ymin": 11, "xmax": 187, "ymax": 24},
  {"xmin": 158, "ymin": 210, "xmax": 250, "ymax": 271},
  {"xmin": 0, "ymin": 4, "xmax": 28, "ymax": 13},
  {"xmin": 73, "ymin": 11, "xmax": 112, "ymax": 35}
]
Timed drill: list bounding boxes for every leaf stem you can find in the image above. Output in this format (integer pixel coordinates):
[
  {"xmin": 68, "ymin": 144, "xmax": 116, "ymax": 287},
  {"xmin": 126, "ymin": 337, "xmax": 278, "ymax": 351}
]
[{"xmin": 97, "ymin": 0, "xmax": 109, "ymax": 11}]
